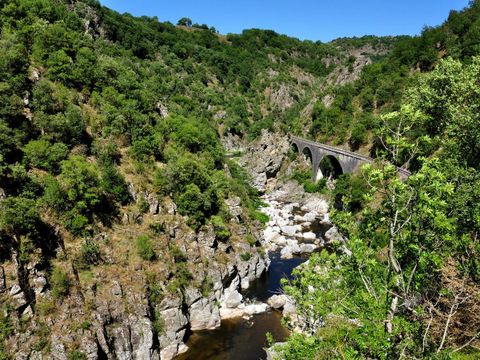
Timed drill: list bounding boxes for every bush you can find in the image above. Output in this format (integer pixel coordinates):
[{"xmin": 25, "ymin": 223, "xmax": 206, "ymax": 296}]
[
  {"xmin": 66, "ymin": 214, "xmax": 89, "ymax": 236},
  {"xmin": 77, "ymin": 239, "xmax": 101, "ymax": 268},
  {"xmin": 303, "ymin": 179, "xmax": 327, "ymax": 193},
  {"xmin": 210, "ymin": 215, "xmax": 230, "ymax": 241},
  {"xmin": 291, "ymin": 170, "xmax": 326, "ymax": 194},
  {"xmin": 333, "ymin": 174, "xmax": 368, "ymax": 212},
  {"xmin": 152, "ymin": 310, "xmax": 165, "ymax": 335},
  {"xmin": 67, "ymin": 350, "xmax": 87, "ymax": 360},
  {"xmin": 136, "ymin": 235, "xmax": 155, "ymax": 261},
  {"xmin": 240, "ymin": 252, "xmax": 251, "ymax": 261},
  {"xmin": 169, "ymin": 245, "xmax": 187, "ymax": 263},
  {"xmin": 51, "ymin": 267, "xmax": 70, "ymax": 300},
  {"xmin": 100, "ymin": 164, "xmax": 130, "ymax": 204},
  {"xmin": 0, "ymin": 309, "xmax": 13, "ymax": 341},
  {"xmin": 348, "ymin": 123, "xmax": 368, "ymax": 151},
  {"xmin": 166, "ymin": 262, "xmax": 192, "ymax": 293},
  {"xmin": 0, "ymin": 308, "xmax": 13, "ymax": 359},
  {"xmin": 23, "ymin": 139, "xmax": 69, "ymax": 173}
]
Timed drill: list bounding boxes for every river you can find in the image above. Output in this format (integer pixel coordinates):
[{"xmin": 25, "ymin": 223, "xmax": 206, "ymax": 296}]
[{"xmin": 178, "ymin": 188, "xmax": 331, "ymax": 360}]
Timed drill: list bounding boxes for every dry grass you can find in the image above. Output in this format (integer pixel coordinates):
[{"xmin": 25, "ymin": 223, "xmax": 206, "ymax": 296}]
[{"xmin": 425, "ymin": 260, "xmax": 480, "ymax": 353}]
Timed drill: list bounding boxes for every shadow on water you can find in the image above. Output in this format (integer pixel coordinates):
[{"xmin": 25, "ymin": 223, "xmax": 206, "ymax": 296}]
[
  {"xmin": 177, "ymin": 252, "xmax": 306, "ymax": 360},
  {"xmin": 243, "ymin": 252, "xmax": 305, "ymax": 302},
  {"xmin": 176, "ymin": 312, "xmax": 289, "ymax": 360}
]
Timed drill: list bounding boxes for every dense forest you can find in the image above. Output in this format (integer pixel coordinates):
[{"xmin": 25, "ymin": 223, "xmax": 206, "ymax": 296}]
[{"xmin": 0, "ymin": 0, "xmax": 479, "ymax": 358}]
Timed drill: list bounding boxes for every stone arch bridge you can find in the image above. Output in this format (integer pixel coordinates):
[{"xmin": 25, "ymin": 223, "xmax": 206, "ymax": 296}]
[{"xmin": 290, "ymin": 135, "xmax": 411, "ymax": 181}]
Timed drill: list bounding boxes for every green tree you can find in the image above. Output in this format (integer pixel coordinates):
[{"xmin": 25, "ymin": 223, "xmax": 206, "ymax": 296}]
[
  {"xmin": 177, "ymin": 17, "xmax": 192, "ymax": 27},
  {"xmin": 23, "ymin": 139, "xmax": 69, "ymax": 173}
]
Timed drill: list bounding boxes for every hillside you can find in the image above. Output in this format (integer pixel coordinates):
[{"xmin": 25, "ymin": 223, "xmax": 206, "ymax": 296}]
[{"xmin": 0, "ymin": 0, "xmax": 479, "ymax": 359}]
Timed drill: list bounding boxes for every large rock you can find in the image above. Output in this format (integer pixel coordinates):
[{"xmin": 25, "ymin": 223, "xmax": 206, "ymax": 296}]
[
  {"xmin": 300, "ymin": 243, "xmax": 317, "ymax": 254},
  {"xmin": 189, "ymin": 296, "xmax": 221, "ymax": 331},
  {"xmin": 145, "ymin": 191, "xmax": 160, "ymax": 215},
  {"xmin": 280, "ymin": 225, "xmax": 300, "ymax": 237},
  {"xmin": 267, "ymin": 295, "xmax": 288, "ymax": 309},
  {"xmin": 130, "ymin": 317, "xmax": 159, "ymax": 360},
  {"xmin": 225, "ymin": 290, "xmax": 243, "ymax": 309},
  {"xmin": 226, "ymin": 196, "xmax": 242, "ymax": 221},
  {"xmin": 158, "ymin": 305, "xmax": 189, "ymax": 360},
  {"xmin": 239, "ymin": 130, "xmax": 290, "ymax": 193},
  {"xmin": 324, "ymin": 226, "xmax": 344, "ymax": 243},
  {"xmin": 302, "ymin": 232, "xmax": 317, "ymax": 240},
  {"xmin": 244, "ymin": 302, "xmax": 270, "ymax": 315}
]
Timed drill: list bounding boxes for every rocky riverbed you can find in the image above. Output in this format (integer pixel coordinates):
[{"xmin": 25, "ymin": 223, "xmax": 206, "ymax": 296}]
[
  {"xmin": 178, "ymin": 177, "xmax": 343, "ymax": 359},
  {"xmin": 177, "ymin": 130, "xmax": 350, "ymax": 360}
]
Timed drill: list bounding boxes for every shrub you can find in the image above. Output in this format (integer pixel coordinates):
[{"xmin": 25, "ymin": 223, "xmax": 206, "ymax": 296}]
[
  {"xmin": 169, "ymin": 245, "xmax": 187, "ymax": 263},
  {"xmin": 77, "ymin": 239, "xmax": 101, "ymax": 268},
  {"xmin": 67, "ymin": 350, "xmax": 87, "ymax": 360},
  {"xmin": 100, "ymin": 164, "xmax": 130, "ymax": 204},
  {"xmin": 36, "ymin": 299, "xmax": 56, "ymax": 316},
  {"xmin": 201, "ymin": 276, "xmax": 214, "ymax": 297},
  {"xmin": 291, "ymin": 170, "xmax": 326, "ymax": 194},
  {"xmin": 149, "ymin": 222, "xmax": 165, "ymax": 235},
  {"xmin": 0, "ymin": 309, "xmax": 13, "ymax": 341},
  {"xmin": 66, "ymin": 214, "xmax": 89, "ymax": 236},
  {"xmin": 136, "ymin": 235, "xmax": 155, "ymax": 261},
  {"xmin": 152, "ymin": 310, "xmax": 165, "ymax": 335},
  {"xmin": 211, "ymin": 215, "xmax": 230, "ymax": 241},
  {"xmin": 51, "ymin": 267, "xmax": 70, "ymax": 300},
  {"xmin": 240, "ymin": 252, "xmax": 251, "ymax": 261},
  {"xmin": 349, "ymin": 123, "xmax": 368, "ymax": 151},
  {"xmin": 250, "ymin": 210, "xmax": 269, "ymax": 224},
  {"xmin": 166, "ymin": 262, "xmax": 192, "ymax": 293},
  {"xmin": 23, "ymin": 139, "xmax": 69, "ymax": 173},
  {"xmin": 333, "ymin": 174, "xmax": 368, "ymax": 212}
]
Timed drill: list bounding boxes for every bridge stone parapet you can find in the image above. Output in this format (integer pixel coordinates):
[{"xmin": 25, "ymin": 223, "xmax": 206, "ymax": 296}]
[{"xmin": 290, "ymin": 135, "xmax": 410, "ymax": 181}]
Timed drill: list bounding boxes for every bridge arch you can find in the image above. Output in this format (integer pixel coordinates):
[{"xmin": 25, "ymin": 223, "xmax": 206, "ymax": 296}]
[
  {"xmin": 317, "ymin": 155, "xmax": 343, "ymax": 179},
  {"xmin": 289, "ymin": 135, "xmax": 410, "ymax": 182},
  {"xmin": 302, "ymin": 146, "xmax": 313, "ymax": 164}
]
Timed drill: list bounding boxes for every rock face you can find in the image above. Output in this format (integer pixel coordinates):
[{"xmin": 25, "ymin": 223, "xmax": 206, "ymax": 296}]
[
  {"xmin": 266, "ymin": 83, "xmax": 295, "ymax": 111},
  {"xmin": 2, "ymin": 197, "xmax": 270, "ymax": 360},
  {"xmin": 239, "ymin": 130, "xmax": 290, "ymax": 193}
]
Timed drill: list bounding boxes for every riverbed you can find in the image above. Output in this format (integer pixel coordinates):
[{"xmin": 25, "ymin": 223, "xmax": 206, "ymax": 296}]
[
  {"xmin": 176, "ymin": 251, "xmax": 304, "ymax": 360},
  {"xmin": 178, "ymin": 184, "xmax": 332, "ymax": 360}
]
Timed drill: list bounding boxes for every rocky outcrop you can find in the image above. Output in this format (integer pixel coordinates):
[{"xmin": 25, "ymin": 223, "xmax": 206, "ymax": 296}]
[
  {"xmin": 239, "ymin": 130, "xmax": 290, "ymax": 193},
  {"xmin": 2, "ymin": 192, "xmax": 270, "ymax": 360},
  {"xmin": 265, "ymin": 84, "xmax": 295, "ymax": 112},
  {"xmin": 221, "ymin": 133, "xmax": 246, "ymax": 153}
]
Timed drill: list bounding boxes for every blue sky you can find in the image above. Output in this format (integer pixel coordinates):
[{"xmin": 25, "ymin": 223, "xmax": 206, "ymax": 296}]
[{"xmin": 99, "ymin": 0, "xmax": 470, "ymax": 42}]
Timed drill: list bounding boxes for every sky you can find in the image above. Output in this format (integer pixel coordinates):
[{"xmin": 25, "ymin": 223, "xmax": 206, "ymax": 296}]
[{"xmin": 99, "ymin": 0, "xmax": 470, "ymax": 42}]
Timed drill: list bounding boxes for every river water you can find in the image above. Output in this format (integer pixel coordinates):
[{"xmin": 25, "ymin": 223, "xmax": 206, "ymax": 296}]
[
  {"xmin": 176, "ymin": 252, "xmax": 305, "ymax": 360},
  {"xmin": 178, "ymin": 198, "xmax": 331, "ymax": 360}
]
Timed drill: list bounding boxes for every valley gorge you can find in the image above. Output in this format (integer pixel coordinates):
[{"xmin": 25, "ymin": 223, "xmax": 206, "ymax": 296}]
[
  {"xmin": 1, "ymin": 130, "xmax": 337, "ymax": 360},
  {"xmin": 1, "ymin": 0, "xmax": 480, "ymax": 358}
]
